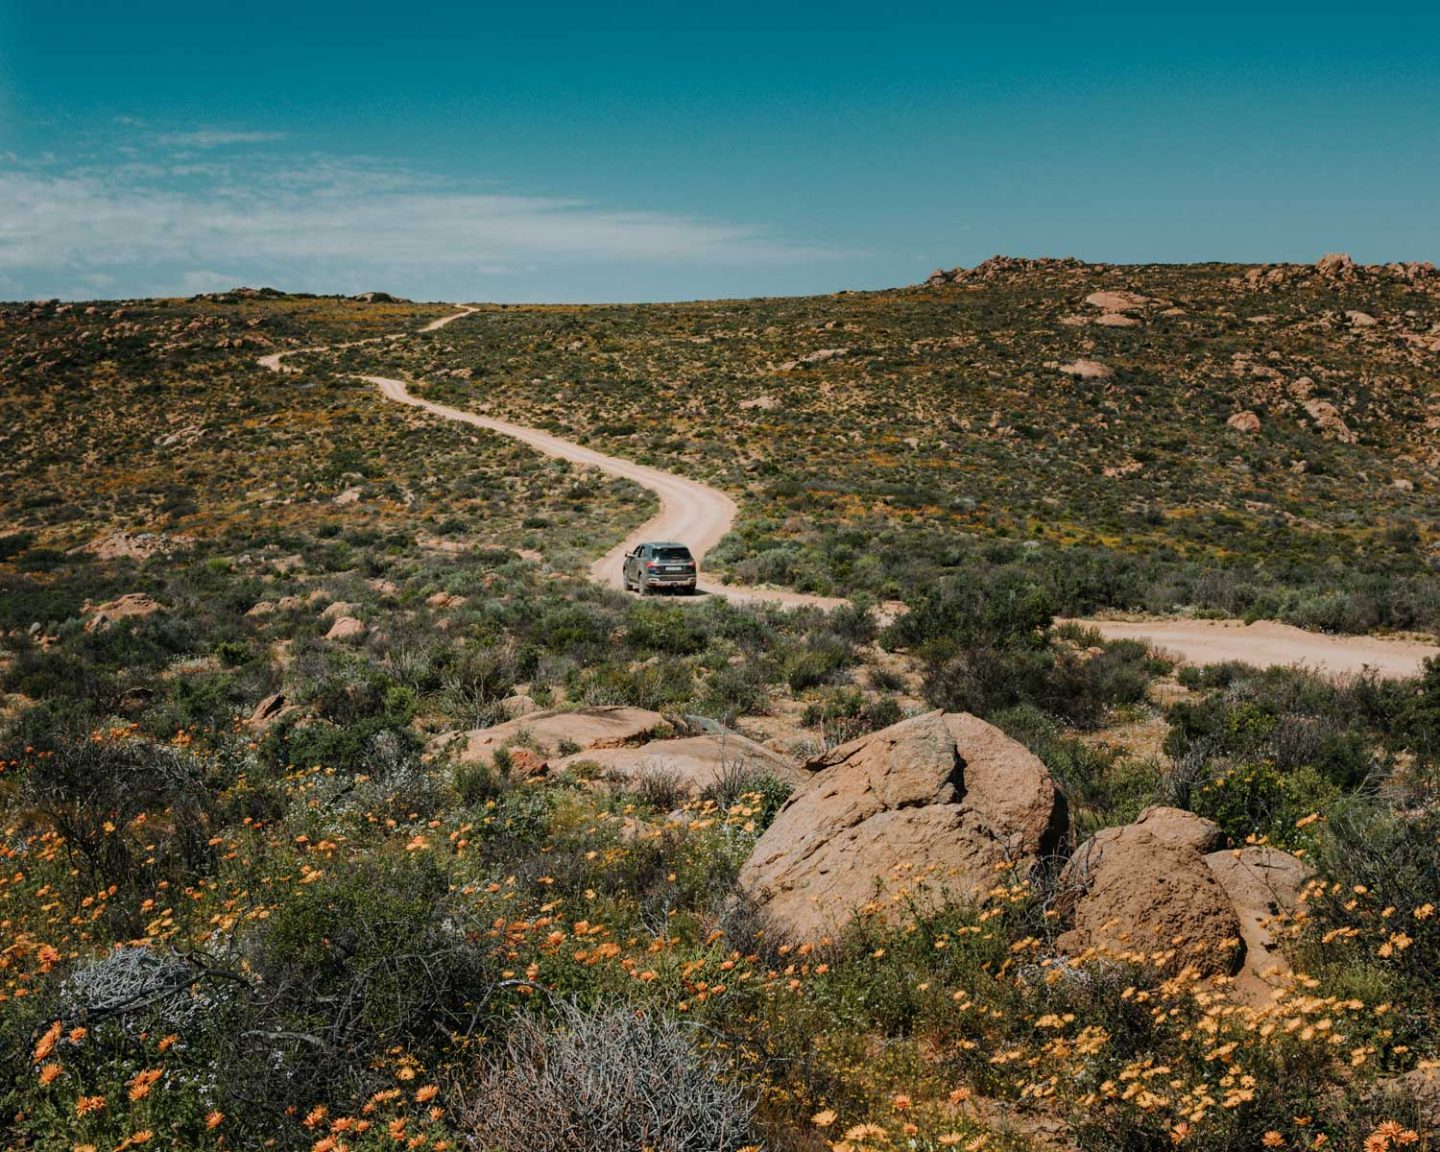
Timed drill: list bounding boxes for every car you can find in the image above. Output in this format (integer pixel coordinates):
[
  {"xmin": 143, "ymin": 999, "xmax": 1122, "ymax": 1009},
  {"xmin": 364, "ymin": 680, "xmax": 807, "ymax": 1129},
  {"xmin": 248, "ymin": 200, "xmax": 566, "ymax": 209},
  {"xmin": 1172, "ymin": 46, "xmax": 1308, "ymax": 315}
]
[{"xmin": 622, "ymin": 541, "xmax": 698, "ymax": 595}]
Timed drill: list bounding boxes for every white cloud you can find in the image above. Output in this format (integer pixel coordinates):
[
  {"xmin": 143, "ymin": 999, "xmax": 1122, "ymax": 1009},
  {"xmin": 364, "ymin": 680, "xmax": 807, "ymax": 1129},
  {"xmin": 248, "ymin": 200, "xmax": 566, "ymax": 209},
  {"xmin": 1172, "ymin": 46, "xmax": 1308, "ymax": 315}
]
[
  {"xmin": 0, "ymin": 150, "xmax": 833, "ymax": 298},
  {"xmin": 156, "ymin": 129, "xmax": 290, "ymax": 149}
]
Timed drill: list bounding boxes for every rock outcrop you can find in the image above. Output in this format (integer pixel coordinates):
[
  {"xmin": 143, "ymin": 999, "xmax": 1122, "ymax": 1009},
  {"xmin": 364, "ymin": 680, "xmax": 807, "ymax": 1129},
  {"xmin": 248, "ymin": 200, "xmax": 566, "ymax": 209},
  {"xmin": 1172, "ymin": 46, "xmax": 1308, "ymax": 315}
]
[
  {"xmin": 925, "ymin": 256, "xmax": 1088, "ymax": 286},
  {"xmin": 1243, "ymin": 253, "xmax": 1438, "ymax": 291},
  {"xmin": 738, "ymin": 711, "xmax": 1066, "ymax": 941},
  {"xmin": 1227, "ymin": 410, "xmax": 1262, "ymax": 434},
  {"xmin": 72, "ymin": 531, "xmax": 192, "ymax": 561},
  {"xmin": 1084, "ymin": 290, "xmax": 1153, "ymax": 313},
  {"xmin": 84, "ymin": 593, "xmax": 162, "ymax": 633},
  {"xmin": 1303, "ymin": 397, "xmax": 1357, "ymax": 443},
  {"xmin": 1058, "ymin": 359, "xmax": 1113, "ymax": 380},
  {"xmin": 1315, "ymin": 252, "xmax": 1358, "ymax": 279}
]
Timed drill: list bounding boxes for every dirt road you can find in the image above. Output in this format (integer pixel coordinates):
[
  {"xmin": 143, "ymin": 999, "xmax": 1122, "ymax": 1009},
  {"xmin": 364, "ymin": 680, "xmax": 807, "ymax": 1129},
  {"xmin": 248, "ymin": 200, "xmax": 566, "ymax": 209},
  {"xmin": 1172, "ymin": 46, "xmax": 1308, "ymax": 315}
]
[
  {"xmin": 260, "ymin": 306, "xmax": 843, "ymax": 609},
  {"xmin": 367, "ymin": 374, "xmax": 845, "ymax": 608},
  {"xmin": 1072, "ymin": 617, "xmax": 1437, "ymax": 680},
  {"xmin": 259, "ymin": 305, "xmax": 1437, "ymax": 673}
]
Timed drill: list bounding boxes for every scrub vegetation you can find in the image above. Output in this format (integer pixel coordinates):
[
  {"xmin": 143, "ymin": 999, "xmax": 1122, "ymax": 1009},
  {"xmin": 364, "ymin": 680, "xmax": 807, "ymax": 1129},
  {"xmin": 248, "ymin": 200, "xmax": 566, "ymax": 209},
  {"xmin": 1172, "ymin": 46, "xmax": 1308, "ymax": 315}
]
[{"xmin": 2, "ymin": 268, "xmax": 1438, "ymax": 1151}]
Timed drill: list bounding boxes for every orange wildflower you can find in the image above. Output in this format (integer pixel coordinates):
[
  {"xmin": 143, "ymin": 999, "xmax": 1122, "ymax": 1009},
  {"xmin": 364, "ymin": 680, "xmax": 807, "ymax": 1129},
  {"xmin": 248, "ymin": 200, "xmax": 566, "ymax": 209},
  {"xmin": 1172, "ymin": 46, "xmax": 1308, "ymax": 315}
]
[
  {"xmin": 127, "ymin": 1067, "xmax": 164, "ymax": 1101},
  {"xmin": 33, "ymin": 1020, "xmax": 62, "ymax": 1063}
]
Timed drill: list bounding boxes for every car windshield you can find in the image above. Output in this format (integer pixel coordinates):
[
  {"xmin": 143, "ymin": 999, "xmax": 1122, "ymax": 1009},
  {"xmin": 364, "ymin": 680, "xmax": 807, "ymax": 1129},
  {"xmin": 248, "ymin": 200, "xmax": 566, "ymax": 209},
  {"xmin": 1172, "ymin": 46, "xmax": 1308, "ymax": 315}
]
[{"xmin": 655, "ymin": 547, "xmax": 693, "ymax": 562}]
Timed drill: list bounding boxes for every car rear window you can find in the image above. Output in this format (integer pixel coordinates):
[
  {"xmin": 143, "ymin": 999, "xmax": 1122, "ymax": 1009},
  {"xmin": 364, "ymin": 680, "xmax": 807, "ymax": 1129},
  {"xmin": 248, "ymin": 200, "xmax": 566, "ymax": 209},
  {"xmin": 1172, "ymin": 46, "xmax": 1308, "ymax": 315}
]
[{"xmin": 655, "ymin": 547, "xmax": 693, "ymax": 561}]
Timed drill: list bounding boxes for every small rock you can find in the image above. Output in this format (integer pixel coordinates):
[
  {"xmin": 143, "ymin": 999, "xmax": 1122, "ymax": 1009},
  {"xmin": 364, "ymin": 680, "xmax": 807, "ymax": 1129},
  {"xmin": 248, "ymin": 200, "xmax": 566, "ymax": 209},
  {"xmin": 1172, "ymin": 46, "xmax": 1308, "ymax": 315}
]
[
  {"xmin": 1058, "ymin": 359, "xmax": 1113, "ymax": 380},
  {"xmin": 1094, "ymin": 312, "xmax": 1140, "ymax": 328},
  {"xmin": 1227, "ymin": 410, "xmax": 1262, "ymax": 434},
  {"xmin": 324, "ymin": 616, "xmax": 366, "ymax": 641},
  {"xmin": 1084, "ymin": 290, "xmax": 1152, "ymax": 313},
  {"xmin": 1303, "ymin": 398, "xmax": 1356, "ymax": 443},
  {"xmin": 1346, "ymin": 310, "xmax": 1379, "ymax": 327},
  {"xmin": 333, "ymin": 487, "xmax": 363, "ymax": 506}
]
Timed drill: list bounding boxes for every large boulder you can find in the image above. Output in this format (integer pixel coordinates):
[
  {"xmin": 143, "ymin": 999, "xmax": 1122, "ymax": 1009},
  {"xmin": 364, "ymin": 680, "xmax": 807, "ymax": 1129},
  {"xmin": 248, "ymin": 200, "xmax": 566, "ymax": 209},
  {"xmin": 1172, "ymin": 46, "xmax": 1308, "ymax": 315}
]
[
  {"xmin": 1057, "ymin": 826, "xmax": 1240, "ymax": 976},
  {"xmin": 440, "ymin": 706, "xmax": 666, "ymax": 768},
  {"xmin": 1057, "ymin": 807, "xmax": 1307, "ymax": 988},
  {"xmin": 738, "ymin": 711, "xmax": 1066, "ymax": 941},
  {"xmin": 552, "ymin": 732, "xmax": 805, "ymax": 797}
]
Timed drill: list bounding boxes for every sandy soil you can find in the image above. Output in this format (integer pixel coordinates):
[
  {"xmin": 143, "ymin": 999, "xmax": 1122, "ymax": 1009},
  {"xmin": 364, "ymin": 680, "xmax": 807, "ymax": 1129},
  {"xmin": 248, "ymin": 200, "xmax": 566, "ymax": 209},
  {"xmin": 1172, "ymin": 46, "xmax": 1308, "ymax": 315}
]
[
  {"xmin": 1069, "ymin": 617, "xmax": 1438, "ymax": 680},
  {"xmin": 260, "ymin": 306, "xmax": 1439, "ymax": 674}
]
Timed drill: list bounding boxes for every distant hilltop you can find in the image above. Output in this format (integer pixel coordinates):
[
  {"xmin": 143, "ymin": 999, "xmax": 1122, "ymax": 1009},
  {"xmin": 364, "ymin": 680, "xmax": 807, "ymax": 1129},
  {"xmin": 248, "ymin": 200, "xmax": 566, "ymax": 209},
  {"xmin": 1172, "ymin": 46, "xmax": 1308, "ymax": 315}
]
[
  {"xmin": 923, "ymin": 252, "xmax": 1439, "ymax": 289},
  {"xmin": 189, "ymin": 287, "xmax": 413, "ymax": 304}
]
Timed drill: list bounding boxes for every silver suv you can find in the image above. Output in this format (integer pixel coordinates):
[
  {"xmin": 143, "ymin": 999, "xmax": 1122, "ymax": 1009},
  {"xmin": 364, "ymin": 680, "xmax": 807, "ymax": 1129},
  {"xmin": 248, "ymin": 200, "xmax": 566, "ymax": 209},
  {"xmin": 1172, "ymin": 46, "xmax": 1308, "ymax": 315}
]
[{"xmin": 623, "ymin": 541, "xmax": 697, "ymax": 595}]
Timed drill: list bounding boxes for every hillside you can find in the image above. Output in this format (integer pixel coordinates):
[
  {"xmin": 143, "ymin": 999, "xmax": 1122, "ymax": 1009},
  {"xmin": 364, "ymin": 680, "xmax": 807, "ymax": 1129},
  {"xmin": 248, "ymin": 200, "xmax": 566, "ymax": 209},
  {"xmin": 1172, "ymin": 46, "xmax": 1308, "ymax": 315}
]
[
  {"xmin": 365, "ymin": 254, "xmax": 1438, "ymax": 633},
  {"xmin": 2, "ymin": 264, "xmax": 1439, "ymax": 1152}
]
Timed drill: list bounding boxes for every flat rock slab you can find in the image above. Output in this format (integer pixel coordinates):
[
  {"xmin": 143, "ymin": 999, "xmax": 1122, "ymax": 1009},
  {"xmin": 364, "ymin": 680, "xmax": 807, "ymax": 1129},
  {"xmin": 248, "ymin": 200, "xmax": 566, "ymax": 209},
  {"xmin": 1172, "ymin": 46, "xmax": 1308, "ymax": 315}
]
[
  {"xmin": 552, "ymin": 733, "xmax": 805, "ymax": 796},
  {"xmin": 442, "ymin": 706, "xmax": 666, "ymax": 766}
]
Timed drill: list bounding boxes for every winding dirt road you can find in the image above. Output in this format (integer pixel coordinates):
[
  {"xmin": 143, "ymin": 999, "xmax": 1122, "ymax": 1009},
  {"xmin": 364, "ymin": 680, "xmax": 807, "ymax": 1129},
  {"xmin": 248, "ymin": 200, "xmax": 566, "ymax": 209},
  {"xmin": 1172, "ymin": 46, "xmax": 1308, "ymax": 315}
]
[
  {"xmin": 259, "ymin": 305, "xmax": 1437, "ymax": 676},
  {"xmin": 260, "ymin": 306, "xmax": 844, "ymax": 609}
]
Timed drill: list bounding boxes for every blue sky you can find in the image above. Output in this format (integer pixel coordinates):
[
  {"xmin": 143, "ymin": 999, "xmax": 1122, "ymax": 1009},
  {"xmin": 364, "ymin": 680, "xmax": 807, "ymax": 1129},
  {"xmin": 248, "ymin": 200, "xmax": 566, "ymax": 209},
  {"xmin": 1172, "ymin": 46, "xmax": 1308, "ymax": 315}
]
[{"xmin": 1, "ymin": 0, "xmax": 1437, "ymax": 301}]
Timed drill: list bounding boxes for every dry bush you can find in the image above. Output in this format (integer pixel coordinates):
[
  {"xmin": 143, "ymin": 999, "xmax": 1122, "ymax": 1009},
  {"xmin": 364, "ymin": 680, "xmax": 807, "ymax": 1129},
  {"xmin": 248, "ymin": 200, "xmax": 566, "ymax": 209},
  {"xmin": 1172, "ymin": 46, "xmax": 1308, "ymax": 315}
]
[{"xmin": 464, "ymin": 1001, "xmax": 759, "ymax": 1152}]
